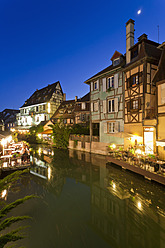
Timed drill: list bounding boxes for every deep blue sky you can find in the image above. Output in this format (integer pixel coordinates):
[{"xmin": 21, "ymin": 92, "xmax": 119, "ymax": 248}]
[{"xmin": 0, "ymin": 0, "xmax": 165, "ymax": 111}]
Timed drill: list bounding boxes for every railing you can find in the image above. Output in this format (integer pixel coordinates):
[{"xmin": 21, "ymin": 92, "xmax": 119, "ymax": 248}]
[{"xmin": 70, "ymin": 134, "xmax": 99, "ymax": 142}]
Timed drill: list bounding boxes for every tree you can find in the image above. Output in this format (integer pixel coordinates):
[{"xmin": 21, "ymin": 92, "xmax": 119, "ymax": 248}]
[
  {"xmin": 49, "ymin": 121, "xmax": 71, "ymax": 149},
  {"xmin": 0, "ymin": 170, "xmax": 36, "ymax": 248}
]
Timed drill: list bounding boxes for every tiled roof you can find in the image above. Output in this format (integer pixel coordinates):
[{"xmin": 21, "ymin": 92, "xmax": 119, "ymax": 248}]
[
  {"xmin": 125, "ymin": 39, "xmax": 161, "ymax": 68},
  {"xmin": 0, "ymin": 109, "xmax": 19, "ymax": 124},
  {"xmin": 84, "ymin": 56, "xmax": 125, "ymax": 84},
  {"xmin": 77, "ymin": 92, "xmax": 90, "ymax": 102},
  {"xmin": 21, "ymin": 81, "xmax": 63, "ymax": 108},
  {"xmin": 51, "ymin": 99, "xmax": 76, "ymax": 121}
]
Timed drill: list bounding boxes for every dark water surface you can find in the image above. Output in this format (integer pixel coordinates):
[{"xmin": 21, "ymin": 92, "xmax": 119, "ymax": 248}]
[{"xmin": 2, "ymin": 145, "xmax": 165, "ymax": 248}]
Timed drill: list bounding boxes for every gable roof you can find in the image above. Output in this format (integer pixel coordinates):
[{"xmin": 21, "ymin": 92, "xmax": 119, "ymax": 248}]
[
  {"xmin": 125, "ymin": 38, "xmax": 161, "ymax": 68},
  {"xmin": 84, "ymin": 55, "xmax": 125, "ymax": 84},
  {"xmin": 77, "ymin": 92, "xmax": 90, "ymax": 102},
  {"xmin": 51, "ymin": 99, "xmax": 76, "ymax": 121},
  {"xmin": 20, "ymin": 81, "xmax": 63, "ymax": 108},
  {"xmin": 111, "ymin": 51, "xmax": 122, "ymax": 61},
  {"xmin": 153, "ymin": 48, "xmax": 165, "ymax": 84}
]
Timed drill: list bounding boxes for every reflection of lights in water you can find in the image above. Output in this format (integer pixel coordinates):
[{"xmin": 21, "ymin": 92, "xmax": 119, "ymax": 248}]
[
  {"xmin": 38, "ymin": 148, "xmax": 42, "ymax": 156},
  {"xmin": 48, "ymin": 167, "xmax": 51, "ymax": 180},
  {"xmin": 1, "ymin": 189, "xmax": 7, "ymax": 199},
  {"xmin": 112, "ymin": 183, "xmax": 116, "ymax": 189},
  {"xmin": 137, "ymin": 201, "xmax": 142, "ymax": 210}
]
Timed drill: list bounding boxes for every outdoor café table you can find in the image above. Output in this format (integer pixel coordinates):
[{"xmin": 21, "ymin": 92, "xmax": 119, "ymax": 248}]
[{"xmin": 0, "ymin": 155, "xmax": 12, "ymax": 166}]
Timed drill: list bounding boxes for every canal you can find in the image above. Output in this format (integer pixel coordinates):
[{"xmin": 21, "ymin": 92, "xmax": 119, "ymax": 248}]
[{"xmin": 2, "ymin": 145, "xmax": 165, "ymax": 248}]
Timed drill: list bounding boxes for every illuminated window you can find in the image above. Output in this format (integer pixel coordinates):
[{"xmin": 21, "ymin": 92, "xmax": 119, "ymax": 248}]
[
  {"xmin": 133, "ymin": 100, "xmax": 139, "ymax": 109},
  {"xmin": 132, "ymin": 75, "xmax": 138, "ymax": 85}
]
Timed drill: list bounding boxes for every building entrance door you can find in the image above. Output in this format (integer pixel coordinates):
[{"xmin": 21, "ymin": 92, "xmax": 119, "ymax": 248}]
[{"xmin": 144, "ymin": 131, "xmax": 154, "ymax": 154}]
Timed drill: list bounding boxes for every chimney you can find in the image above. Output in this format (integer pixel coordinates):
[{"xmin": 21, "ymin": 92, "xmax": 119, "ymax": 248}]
[
  {"xmin": 126, "ymin": 19, "xmax": 135, "ymax": 64},
  {"xmin": 63, "ymin": 93, "xmax": 66, "ymax": 101},
  {"xmin": 75, "ymin": 96, "xmax": 78, "ymax": 102}
]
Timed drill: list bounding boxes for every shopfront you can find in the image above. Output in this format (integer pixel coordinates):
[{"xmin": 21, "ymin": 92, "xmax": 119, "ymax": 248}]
[{"xmin": 143, "ymin": 127, "xmax": 155, "ymax": 154}]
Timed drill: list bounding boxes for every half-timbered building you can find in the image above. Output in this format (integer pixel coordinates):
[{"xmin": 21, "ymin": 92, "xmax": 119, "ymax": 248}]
[
  {"xmin": 124, "ymin": 19, "xmax": 161, "ymax": 153},
  {"xmin": 84, "ymin": 51, "xmax": 125, "ymax": 145},
  {"xmin": 153, "ymin": 43, "xmax": 165, "ymax": 159}
]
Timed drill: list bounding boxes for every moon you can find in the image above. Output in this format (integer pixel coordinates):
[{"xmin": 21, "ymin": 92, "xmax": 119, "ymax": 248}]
[{"xmin": 137, "ymin": 9, "xmax": 142, "ymax": 15}]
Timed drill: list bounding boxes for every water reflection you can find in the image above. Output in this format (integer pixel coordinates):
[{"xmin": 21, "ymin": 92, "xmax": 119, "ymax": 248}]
[{"xmin": 2, "ymin": 145, "xmax": 165, "ymax": 248}]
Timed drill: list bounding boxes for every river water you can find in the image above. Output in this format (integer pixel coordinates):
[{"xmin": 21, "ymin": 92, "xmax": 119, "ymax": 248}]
[{"xmin": 1, "ymin": 145, "xmax": 165, "ymax": 248}]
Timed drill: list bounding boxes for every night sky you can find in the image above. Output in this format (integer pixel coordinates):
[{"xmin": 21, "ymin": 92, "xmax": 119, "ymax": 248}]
[{"xmin": 0, "ymin": 0, "xmax": 165, "ymax": 111}]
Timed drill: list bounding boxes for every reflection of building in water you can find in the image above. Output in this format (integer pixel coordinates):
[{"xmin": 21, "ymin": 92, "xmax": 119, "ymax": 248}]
[{"xmin": 91, "ymin": 165, "xmax": 165, "ymax": 248}]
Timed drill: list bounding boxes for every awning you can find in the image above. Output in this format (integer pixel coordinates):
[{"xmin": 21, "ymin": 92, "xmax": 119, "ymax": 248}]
[
  {"xmin": 41, "ymin": 129, "xmax": 53, "ymax": 135},
  {"xmin": 156, "ymin": 139, "xmax": 165, "ymax": 147}
]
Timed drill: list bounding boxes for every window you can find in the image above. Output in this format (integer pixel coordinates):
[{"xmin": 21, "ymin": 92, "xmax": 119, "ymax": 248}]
[
  {"xmin": 24, "ymin": 109, "xmax": 27, "ymax": 114},
  {"xmin": 70, "ymin": 119, "xmax": 74, "ymax": 124},
  {"xmin": 108, "ymin": 122, "xmax": 115, "ymax": 133},
  {"xmin": 45, "ymin": 115, "xmax": 47, "ymax": 121},
  {"xmin": 108, "ymin": 99, "xmax": 115, "ymax": 113},
  {"xmin": 36, "ymin": 116, "xmax": 39, "ymax": 122},
  {"xmin": 36, "ymin": 106, "xmax": 39, "ymax": 112},
  {"xmin": 132, "ymin": 75, "xmax": 138, "ymax": 85},
  {"xmin": 107, "ymin": 76, "xmax": 114, "ymax": 89},
  {"xmin": 43, "ymin": 105, "xmax": 45, "ymax": 111},
  {"xmin": 113, "ymin": 58, "xmax": 120, "ymax": 66},
  {"xmin": 94, "ymin": 81, "xmax": 98, "ymax": 90},
  {"xmin": 133, "ymin": 99, "xmax": 139, "ymax": 109},
  {"xmin": 81, "ymin": 102, "xmax": 86, "ymax": 110},
  {"xmin": 63, "ymin": 119, "xmax": 67, "ymax": 124}
]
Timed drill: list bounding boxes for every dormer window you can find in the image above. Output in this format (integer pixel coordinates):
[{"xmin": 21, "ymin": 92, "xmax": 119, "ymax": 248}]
[
  {"xmin": 131, "ymin": 47, "xmax": 138, "ymax": 59},
  {"xmin": 113, "ymin": 58, "xmax": 120, "ymax": 66}
]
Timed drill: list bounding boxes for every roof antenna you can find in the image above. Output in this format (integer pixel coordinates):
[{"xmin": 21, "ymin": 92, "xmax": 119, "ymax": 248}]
[{"xmin": 157, "ymin": 25, "xmax": 159, "ymax": 43}]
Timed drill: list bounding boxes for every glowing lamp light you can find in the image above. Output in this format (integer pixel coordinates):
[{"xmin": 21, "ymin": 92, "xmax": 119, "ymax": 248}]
[
  {"xmin": 48, "ymin": 167, "xmax": 51, "ymax": 180},
  {"xmin": 111, "ymin": 144, "xmax": 116, "ymax": 149},
  {"xmin": 38, "ymin": 148, "xmax": 42, "ymax": 156},
  {"xmin": 137, "ymin": 201, "xmax": 142, "ymax": 210},
  {"xmin": 135, "ymin": 149, "xmax": 142, "ymax": 155},
  {"xmin": 7, "ymin": 135, "xmax": 12, "ymax": 143},
  {"xmin": 1, "ymin": 189, "xmax": 7, "ymax": 199},
  {"xmin": 112, "ymin": 183, "xmax": 116, "ymax": 189}
]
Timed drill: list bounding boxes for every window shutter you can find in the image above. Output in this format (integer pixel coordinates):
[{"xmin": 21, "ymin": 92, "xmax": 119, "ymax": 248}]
[
  {"xmin": 127, "ymin": 101, "xmax": 130, "ymax": 112},
  {"xmin": 102, "ymin": 78, "xmax": 106, "ymax": 92},
  {"xmin": 114, "ymin": 73, "xmax": 118, "ymax": 89},
  {"xmin": 91, "ymin": 82, "xmax": 93, "ymax": 91},
  {"xmin": 114, "ymin": 98, "xmax": 118, "ymax": 112},
  {"xmin": 103, "ymin": 100, "xmax": 107, "ymax": 113},
  {"xmin": 103, "ymin": 122, "xmax": 107, "ymax": 133},
  {"xmin": 115, "ymin": 122, "xmax": 119, "ymax": 133},
  {"xmin": 161, "ymin": 84, "xmax": 165, "ymax": 104},
  {"xmin": 97, "ymin": 80, "xmax": 99, "ymax": 90},
  {"xmin": 96, "ymin": 101, "xmax": 99, "ymax": 111},
  {"xmin": 91, "ymin": 102, "xmax": 93, "ymax": 112}
]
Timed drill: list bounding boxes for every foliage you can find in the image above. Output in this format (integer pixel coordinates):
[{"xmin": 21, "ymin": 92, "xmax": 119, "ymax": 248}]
[
  {"xmin": 25, "ymin": 124, "xmax": 44, "ymax": 144},
  {"xmin": 49, "ymin": 121, "xmax": 71, "ymax": 149},
  {"xmin": 0, "ymin": 170, "xmax": 36, "ymax": 248},
  {"xmin": 12, "ymin": 132, "xmax": 18, "ymax": 143},
  {"xmin": 70, "ymin": 124, "xmax": 89, "ymax": 135}
]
